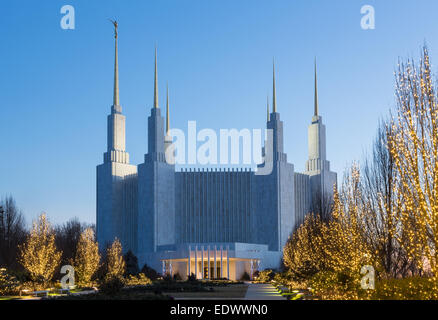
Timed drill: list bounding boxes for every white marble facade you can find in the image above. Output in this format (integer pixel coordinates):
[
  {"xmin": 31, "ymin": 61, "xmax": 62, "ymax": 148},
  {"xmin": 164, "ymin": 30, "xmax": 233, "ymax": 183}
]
[{"xmin": 96, "ymin": 37, "xmax": 337, "ymax": 280}]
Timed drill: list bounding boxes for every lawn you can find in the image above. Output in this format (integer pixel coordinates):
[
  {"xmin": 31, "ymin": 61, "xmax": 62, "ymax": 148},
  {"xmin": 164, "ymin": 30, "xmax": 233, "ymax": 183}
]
[
  {"xmin": 45, "ymin": 281, "xmax": 248, "ymax": 300},
  {"xmin": 164, "ymin": 284, "xmax": 248, "ymax": 299},
  {"xmin": 51, "ymin": 291, "xmax": 173, "ymax": 300},
  {"xmin": 0, "ymin": 296, "xmax": 21, "ymax": 300},
  {"xmin": 0, "ymin": 280, "xmax": 248, "ymax": 300}
]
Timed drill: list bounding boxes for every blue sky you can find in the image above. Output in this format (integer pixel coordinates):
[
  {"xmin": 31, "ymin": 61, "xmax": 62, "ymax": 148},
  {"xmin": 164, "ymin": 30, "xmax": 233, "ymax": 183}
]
[{"xmin": 1, "ymin": 0, "xmax": 438, "ymax": 225}]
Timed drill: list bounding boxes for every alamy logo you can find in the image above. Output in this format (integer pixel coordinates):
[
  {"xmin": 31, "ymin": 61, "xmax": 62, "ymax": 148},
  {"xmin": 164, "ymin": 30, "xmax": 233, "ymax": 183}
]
[
  {"xmin": 164, "ymin": 121, "xmax": 273, "ymax": 175},
  {"xmin": 360, "ymin": 5, "xmax": 375, "ymax": 30},
  {"xmin": 60, "ymin": 5, "xmax": 75, "ymax": 30},
  {"xmin": 60, "ymin": 265, "xmax": 75, "ymax": 289},
  {"xmin": 360, "ymin": 265, "xmax": 375, "ymax": 290}
]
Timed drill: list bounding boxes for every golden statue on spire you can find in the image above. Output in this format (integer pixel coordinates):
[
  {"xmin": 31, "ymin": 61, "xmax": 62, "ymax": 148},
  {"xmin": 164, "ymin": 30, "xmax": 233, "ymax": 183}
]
[{"xmin": 109, "ymin": 19, "xmax": 118, "ymax": 39}]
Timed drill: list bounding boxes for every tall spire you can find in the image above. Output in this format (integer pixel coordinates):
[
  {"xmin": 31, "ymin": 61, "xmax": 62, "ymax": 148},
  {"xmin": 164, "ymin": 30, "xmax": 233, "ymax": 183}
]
[
  {"xmin": 154, "ymin": 46, "xmax": 158, "ymax": 108},
  {"xmin": 272, "ymin": 59, "xmax": 277, "ymax": 113},
  {"xmin": 104, "ymin": 20, "xmax": 129, "ymax": 164},
  {"xmin": 166, "ymin": 83, "xmax": 170, "ymax": 134},
  {"xmin": 314, "ymin": 57, "xmax": 318, "ymax": 117},
  {"xmin": 267, "ymin": 95, "xmax": 270, "ymax": 122},
  {"xmin": 111, "ymin": 20, "xmax": 119, "ymax": 107}
]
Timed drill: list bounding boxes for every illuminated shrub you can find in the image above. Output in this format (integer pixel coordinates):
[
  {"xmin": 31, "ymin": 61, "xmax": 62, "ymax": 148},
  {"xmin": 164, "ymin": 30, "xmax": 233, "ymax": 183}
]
[
  {"xmin": 0, "ymin": 268, "xmax": 20, "ymax": 296},
  {"xmin": 105, "ymin": 238, "xmax": 125, "ymax": 280},
  {"xmin": 74, "ymin": 228, "xmax": 100, "ymax": 287},
  {"xmin": 257, "ymin": 269, "xmax": 274, "ymax": 283},
  {"xmin": 19, "ymin": 213, "xmax": 61, "ymax": 285},
  {"xmin": 126, "ymin": 273, "xmax": 152, "ymax": 286}
]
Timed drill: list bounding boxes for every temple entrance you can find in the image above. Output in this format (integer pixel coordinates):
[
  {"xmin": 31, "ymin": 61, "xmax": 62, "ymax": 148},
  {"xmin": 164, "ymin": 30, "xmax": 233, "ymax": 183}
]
[
  {"xmin": 199, "ymin": 261, "xmax": 222, "ymax": 279},
  {"xmin": 161, "ymin": 244, "xmax": 262, "ymax": 281}
]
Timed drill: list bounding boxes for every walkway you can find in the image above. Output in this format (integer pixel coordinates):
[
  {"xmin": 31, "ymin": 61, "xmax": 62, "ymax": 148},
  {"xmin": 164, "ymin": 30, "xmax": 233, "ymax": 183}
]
[{"xmin": 244, "ymin": 283, "xmax": 286, "ymax": 300}]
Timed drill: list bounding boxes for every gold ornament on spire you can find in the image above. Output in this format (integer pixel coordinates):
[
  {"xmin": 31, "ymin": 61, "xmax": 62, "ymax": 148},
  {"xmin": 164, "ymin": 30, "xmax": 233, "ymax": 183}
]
[
  {"xmin": 110, "ymin": 19, "xmax": 118, "ymax": 39},
  {"xmin": 110, "ymin": 19, "xmax": 119, "ymax": 107}
]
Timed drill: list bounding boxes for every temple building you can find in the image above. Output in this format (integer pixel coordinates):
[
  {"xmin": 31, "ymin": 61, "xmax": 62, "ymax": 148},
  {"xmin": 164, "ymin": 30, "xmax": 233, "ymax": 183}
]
[{"xmin": 96, "ymin": 27, "xmax": 337, "ymax": 280}]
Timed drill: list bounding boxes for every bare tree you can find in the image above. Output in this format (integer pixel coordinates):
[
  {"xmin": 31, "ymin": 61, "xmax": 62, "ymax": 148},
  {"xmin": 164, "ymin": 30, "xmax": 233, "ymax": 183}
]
[
  {"xmin": 0, "ymin": 196, "xmax": 26, "ymax": 270},
  {"xmin": 55, "ymin": 218, "xmax": 91, "ymax": 267},
  {"xmin": 361, "ymin": 120, "xmax": 416, "ymax": 278}
]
